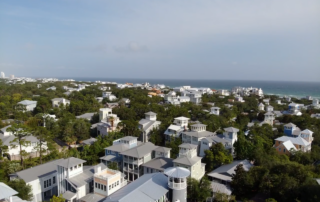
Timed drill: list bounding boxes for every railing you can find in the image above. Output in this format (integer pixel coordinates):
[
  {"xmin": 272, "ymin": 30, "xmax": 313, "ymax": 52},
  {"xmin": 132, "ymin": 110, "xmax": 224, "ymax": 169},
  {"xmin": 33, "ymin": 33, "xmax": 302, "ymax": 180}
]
[
  {"xmin": 123, "ymin": 158, "xmax": 143, "ymax": 164},
  {"xmin": 123, "ymin": 167, "xmax": 140, "ymax": 174},
  {"xmin": 168, "ymin": 181, "xmax": 187, "ymax": 190}
]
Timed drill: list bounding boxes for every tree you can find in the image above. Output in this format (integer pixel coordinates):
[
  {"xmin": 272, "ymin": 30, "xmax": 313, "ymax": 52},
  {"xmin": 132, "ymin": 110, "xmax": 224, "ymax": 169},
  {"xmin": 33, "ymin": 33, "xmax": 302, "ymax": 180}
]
[
  {"xmin": 233, "ymin": 133, "xmax": 254, "ymax": 160},
  {"xmin": 203, "ymin": 143, "xmax": 233, "ymax": 172},
  {"xmin": 7, "ymin": 179, "xmax": 33, "ymax": 201},
  {"xmin": 108, "ymin": 162, "xmax": 119, "ymax": 170},
  {"xmin": 50, "ymin": 194, "xmax": 65, "ymax": 202},
  {"xmin": 7, "ymin": 123, "xmax": 30, "ymax": 166},
  {"xmin": 214, "ymin": 192, "xmax": 236, "ymax": 202},
  {"xmin": 33, "ymin": 127, "xmax": 51, "ymax": 164},
  {"xmin": 230, "ymin": 164, "xmax": 249, "ymax": 199},
  {"xmin": 165, "ymin": 137, "xmax": 182, "ymax": 159}
]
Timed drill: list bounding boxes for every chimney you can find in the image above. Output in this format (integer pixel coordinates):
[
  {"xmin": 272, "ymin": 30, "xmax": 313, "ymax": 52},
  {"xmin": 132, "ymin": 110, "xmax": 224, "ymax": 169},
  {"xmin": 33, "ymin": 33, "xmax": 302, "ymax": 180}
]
[{"xmin": 95, "ymin": 165, "xmax": 101, "ymax": 174}]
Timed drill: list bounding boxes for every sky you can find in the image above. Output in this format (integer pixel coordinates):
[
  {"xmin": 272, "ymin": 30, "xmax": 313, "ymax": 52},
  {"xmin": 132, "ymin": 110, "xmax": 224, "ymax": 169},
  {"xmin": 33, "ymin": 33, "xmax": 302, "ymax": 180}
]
[{"xmin": 0, "ymin": 0, "xmax": 320, "ymax": 81}]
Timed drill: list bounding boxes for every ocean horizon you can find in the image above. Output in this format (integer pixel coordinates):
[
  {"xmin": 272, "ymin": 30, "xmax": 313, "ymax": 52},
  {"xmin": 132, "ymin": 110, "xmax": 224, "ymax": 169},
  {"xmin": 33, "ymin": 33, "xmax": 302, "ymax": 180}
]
[{"xmin": 55, "ymin": 77, "xmax": 320, "ymax": 99}]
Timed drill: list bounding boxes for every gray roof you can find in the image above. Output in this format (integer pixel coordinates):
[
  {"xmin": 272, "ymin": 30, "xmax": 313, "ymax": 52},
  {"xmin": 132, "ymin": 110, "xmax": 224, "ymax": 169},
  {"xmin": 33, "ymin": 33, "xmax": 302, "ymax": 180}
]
[
  {"xmin": 208, "ymin": 160, "xmax": 253, "ymax": 182},
  {"xmin": 68, "ymin": 163, "xmax": 106, "ymax": 187},
  {"xmin": 0, "ymin": 182, "xmax": 18, "ymax": 199},
  {"xmin": 0, "ymin": 125, "xmax": 11, "ymax": 133},
  {"xmin": 104, "ymin": 173, "xmax": 168, "ymax": 202},
  {"xmin": 204, "ymin": 135, "xmax": 232, "ymax": 145},
  {"xmin": 120, "ymin": 136, "xmax": 138, "ymax": 141},
  {"xmin": 15, "ymin": 159, "xmax": 64, "ymax": 183},
  {"xmin": 224, "ymin": 127, "xmax": 239, "ymax": 133},
  {"xmin": 275, "ymin": 136, "xmax": 310, "ymax": 146},
  {"xmin": 81, "ymin": 137, "xmax": 97, "ymax": 145},
  {"xmin": 62, "ymin": 191, "xmax": 76, "ymax": 200},
  {"xmin": 79, "ymin": 193, "xmax": 105, "ymax": 202},
  {"xmin": 141, "ymin": 157, "xmax": 173, "ymax": 171},
  {"xmin": 105, "ymin": 144, "xmax": 130, "ymax": 153},
  {"xmin": 173, "ymin": 155, "xmax": 202, "ymax": 166},
  {"xmin": 179, "ymin": 143, "xmax": 198, "ymax": 149},
  {"xmin": 264, "ymin": 112, "xmax": 274, "ymax": 116},
  {"xmin": 284, "ymin": 122, "xmax": 296, "ymax": 127},
  {"xmin": 76, "ymin": 113, "xmax": 95, "ymax": 120},
  {"xmin": 17, "ymin": 100, "xmax": 37, "ymax": 105},
  {"xmin": 56, "ymin": 157, "xmax": 86, "ymax": 168},
  {"xmin": 121, "ymin": 142, "xmax": 158, "ymax": 158},
  {"xmin": 211, "ymin": 181, "xmax": 232, "ymax": 195},
  {"xmin": 139, "ymin": 119, "xmax": 161, "ymax": 131},
  {"xmin": 145, "ymin": 111, "xmax": 157, "ymax": 116},
  {"xmin": 0, "ymin": 134, "xmax": 39, "ymax": 146},
  {"xmin": 164, "ymin": 167, "xmax": 190, "ymax": 178},
  {"xmin": 182, "ymin": 130, "xmax": 215, "ymax": 138},
  {"xmin": 153, "ymin": 146, "xmax": 171, "ymax": 153}
]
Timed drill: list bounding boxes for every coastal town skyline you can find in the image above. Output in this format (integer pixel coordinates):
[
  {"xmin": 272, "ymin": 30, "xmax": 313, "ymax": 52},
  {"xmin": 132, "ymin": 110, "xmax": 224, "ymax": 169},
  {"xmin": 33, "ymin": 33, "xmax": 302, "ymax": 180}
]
[{"xmin": 1, "ymin": 0, "xmax": 320, "ymax": 82}]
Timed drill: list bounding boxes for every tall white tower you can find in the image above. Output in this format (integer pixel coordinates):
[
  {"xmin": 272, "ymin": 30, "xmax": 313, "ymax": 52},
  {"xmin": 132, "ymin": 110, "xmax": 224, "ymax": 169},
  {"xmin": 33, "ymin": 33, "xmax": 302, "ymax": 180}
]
[
  {"xmin": 164, "ymin": 167, "xmax": 190, "ymax": 202},
  {"xmin": 0, "ymin": 72, "xmax": 4, "ymax": 78},
  {"xmin": 264, "ymin": 112, "xmax": 275, "ymax": 126}
]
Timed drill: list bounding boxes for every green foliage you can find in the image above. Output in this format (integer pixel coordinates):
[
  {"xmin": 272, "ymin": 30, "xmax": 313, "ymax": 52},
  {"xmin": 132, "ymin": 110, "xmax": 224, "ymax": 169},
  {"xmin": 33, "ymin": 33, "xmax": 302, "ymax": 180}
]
[
  {"xmin": 50, "ymin": 194, "xmax": 65, "ymax": 202},
  {"xmin": 203, "ymin": 143, "xmax": 233, "ymax": 172},
  {"xmin": 7, "ymin": 179, "xmax": 33, "ymax": 201},
  {"xmin": 187, "ymin": 177, "xmax": 212, "ymax": 201}
]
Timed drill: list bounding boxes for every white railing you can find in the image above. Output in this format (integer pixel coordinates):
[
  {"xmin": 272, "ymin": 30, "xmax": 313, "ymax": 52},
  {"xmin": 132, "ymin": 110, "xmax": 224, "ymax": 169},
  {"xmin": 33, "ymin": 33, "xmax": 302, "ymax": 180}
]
[{"xmin": 168, "ymin": 181, "xmax": 187, "ymax": 190}]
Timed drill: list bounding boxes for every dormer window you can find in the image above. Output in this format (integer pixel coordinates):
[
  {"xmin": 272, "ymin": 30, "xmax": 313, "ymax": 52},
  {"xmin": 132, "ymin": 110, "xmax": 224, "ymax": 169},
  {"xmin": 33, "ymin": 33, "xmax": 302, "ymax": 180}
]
[{"xmin": 70, "ymin": 167, "xmax": 73, "ymax": 171}]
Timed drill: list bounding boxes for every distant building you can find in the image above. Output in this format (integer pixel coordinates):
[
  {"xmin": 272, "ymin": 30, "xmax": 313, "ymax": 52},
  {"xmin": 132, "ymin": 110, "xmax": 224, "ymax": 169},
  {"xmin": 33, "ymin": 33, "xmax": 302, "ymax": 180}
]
[
  {"xmin": 210, "ymin": 107, "xmax": 220, "ymax": 115},
  {"xmin": 0, "ymin": 71, "xmax": 5, "ymax": 78},
  {"xmin": 51, "ymin": 98, "xmax": 70, "ymax": 108},
  {"xmin": 138, "ymin": 112, "xmax": 161, "ymax": 143},
  {"xmin": 16, "ymin": 100, "xmax": 37, "ymax": 112},
  {"xmin": 164, "ymin": 116, "xmax": 189, "ymax": 142},
  {"xmin": 10, "ymin": 75, "xmax": 14, "ymax": 80}
]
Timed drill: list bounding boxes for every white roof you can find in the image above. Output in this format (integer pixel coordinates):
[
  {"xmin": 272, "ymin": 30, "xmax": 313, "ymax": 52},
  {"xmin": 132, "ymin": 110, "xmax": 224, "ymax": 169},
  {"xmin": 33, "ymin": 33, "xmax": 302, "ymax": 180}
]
[
  {"xmin": 164, "ymin": 167, "xmax": 190, "ymax": 178},
  {"xmin": 17, "ymin": 100, "xmax": 37, "ymax": 105},
  {"xmin": 0, "ymin": 182, "xmax": 18, "ymax": 199},
  {"xmin": 211, "ymin": 181, "xmax": 232, "ymax": 195},
  {"xmin": 281, "ymin": 140, "xmax": 297, "ymax": 151},
  {"xmin": 301, "ymin": 129, "xmax": 313, "ymax": 134},
  {"xmin": 275, "ymin": 136, "xmax": 310, "ymax": 146},
  {"xmin": 174, "ymin": 116, "xmax": 189, "ymax": 121},
  {"xmin": 168, "ymin": 125, "xmax": 181, "ymax": 131}
]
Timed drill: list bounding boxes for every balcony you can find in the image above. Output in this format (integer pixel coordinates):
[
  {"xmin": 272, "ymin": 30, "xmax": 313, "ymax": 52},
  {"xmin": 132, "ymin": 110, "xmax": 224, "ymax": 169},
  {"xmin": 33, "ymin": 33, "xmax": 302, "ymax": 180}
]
[
  {"xmin": 123, "ymin": 167, "xmax": 140, "ymax": 174},
  {"xmin": 123, "ymin": 157, "xmax": 143, "ymax": 165},
  {"xmin": 168, "ymin": 181, "xmax": 187, "ymax": 190}
]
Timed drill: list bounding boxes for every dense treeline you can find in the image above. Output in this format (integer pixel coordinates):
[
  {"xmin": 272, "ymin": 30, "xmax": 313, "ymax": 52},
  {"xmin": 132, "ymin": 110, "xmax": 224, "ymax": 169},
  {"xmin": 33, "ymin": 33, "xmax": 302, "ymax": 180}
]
[{"xmin": 0, "ymin": 80, "xmax": 320, "ymax": 201}]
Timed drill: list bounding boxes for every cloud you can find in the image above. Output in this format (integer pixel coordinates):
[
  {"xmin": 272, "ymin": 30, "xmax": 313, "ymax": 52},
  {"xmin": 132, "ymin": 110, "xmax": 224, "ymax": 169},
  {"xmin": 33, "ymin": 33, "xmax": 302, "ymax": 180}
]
[{"xmin": 113, "ymin": 42, "xmax": 148, "ymax": 53}]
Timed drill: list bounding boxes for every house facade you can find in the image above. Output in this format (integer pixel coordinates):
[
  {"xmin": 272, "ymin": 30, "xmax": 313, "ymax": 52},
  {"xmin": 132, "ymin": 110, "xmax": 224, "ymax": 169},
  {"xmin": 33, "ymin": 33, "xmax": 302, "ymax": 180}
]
[{"xmin": 138, "ymin": 112, "xmax": 161, "ymax": 143}]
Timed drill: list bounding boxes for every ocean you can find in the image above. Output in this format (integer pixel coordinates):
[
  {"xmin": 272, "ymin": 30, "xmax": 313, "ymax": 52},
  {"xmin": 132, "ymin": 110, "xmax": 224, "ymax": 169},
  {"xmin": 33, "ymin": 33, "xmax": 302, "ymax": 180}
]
[{"xmin": 57, "ymin": 77, "xmax": 320, "ymax": 99}]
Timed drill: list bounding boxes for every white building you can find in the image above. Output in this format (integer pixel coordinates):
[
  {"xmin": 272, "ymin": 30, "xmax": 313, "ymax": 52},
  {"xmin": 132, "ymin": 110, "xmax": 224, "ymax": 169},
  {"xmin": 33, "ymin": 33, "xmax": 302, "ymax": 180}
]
[
  {"xmin": 138, "ymin": 112, "xmax": 161, "ymax": 143},
  {"xmin": 210, "ymin": 107, "xmax": 220, "ymax": 115},
  {"xmin": 1, "ymin": 71, "xmax": 5, "ymax": 78},
  {"xmin": 173, "ymin": 144, "xmax": 205, "ymax": 180},
  {"xmin": 17, "ymin": 100, "xmax": 37, "ymax": 112},
  {"xmin": 258, "ymin": 103, "xmax": 265, "ymax": 111},
  {"xmin": 51, "ymin": 98, "xmax": 70, "ymax": 108},
  {"xmin": 46, "ymin": 86, "xmax": 56, "ymax": 91},
  {"xmin": 102, "ymin": 92, "xmax": 117, "ymax": 101},
  {"xmin": 164, "ymin": 116, "xmax": 189, "ymax": 142},
  {"xmin": 181, "ymin": 124, "xmax": 216, "ymax": 146},
  {"xmin": 181, "ymin": 91, "xmax": 202, "ymax": 104}
]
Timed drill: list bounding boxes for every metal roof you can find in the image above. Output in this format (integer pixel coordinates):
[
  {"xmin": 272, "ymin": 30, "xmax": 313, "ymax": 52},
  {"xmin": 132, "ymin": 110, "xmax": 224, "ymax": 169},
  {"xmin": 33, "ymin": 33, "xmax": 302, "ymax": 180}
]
[
  {"xmin": 0, "ymin": 182, "xmax": 18, "ymax": 199},
  {"xmin": 145, "ymin": 111, "xmax": 157, "ymax": 116},
  {"xmin": 164, "ymin": 167, "xmax": 190, "ymax": 178},
  {"xmin": 275, "ymin": 136, "xmax": 310, "ymax": 146},
  {"xmin": 153, "ymin": 146, "xmax": 171, "ymax": 153},
  {"xmin": 81, "ymin": 137, "xmax": 97, "ymax": 145},
  {"xmin": 62, "ymin": 191, "xmax": 76, "ymax": 200},
  {"xmin": 173, "ymin": 155, "xmax": 202, "ymax": 166},
  {"xmin": 15, "ymin": 159, "xmax": 64, "ymax": 183},
  {"xmin": 17, "ymin": 100, "xmax": 37, "ymax": 105},
  {"xmin": 174, "ymin": 116, "xmax": 189, "ymax": 120},
  {"xmin": 178, "ymin": 143, "xmax": 198, "ymax": 149},
  {"xmin": 76, "ymin": 113, "xmax": 95, "ymax": 119},
  {"xmin": 211, "ymin": 181, "xmax": 232, "ymax": 195},
  {"xmin": 120, "ymin": 142, "xmax": 158, "ymax": 158},
  {"xmin": 182, "ymin": 130, "xmax": 215, "ymax": 138},
  {"xmin": 56, "ymin": 157, "xmax": 86, "ymax": 168},
  {"xmin": 224, "ymin": 127, "xmax": 239, "ymax": 133},
  {"xmin": 104, "ymin": 173, "xmax": 168, "ymax": 202},
  {"xmin": 141, "ymin": 157, "xmax": 173, "ymax": 171},
  {"xmin": 79, "ymin": 193, "xmax": 105, "ymax": 202}
]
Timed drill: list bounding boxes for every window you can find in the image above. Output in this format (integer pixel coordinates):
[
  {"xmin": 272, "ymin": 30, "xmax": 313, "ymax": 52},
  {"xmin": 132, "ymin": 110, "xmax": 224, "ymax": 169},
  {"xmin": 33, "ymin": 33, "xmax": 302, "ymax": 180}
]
[
  {"xmin": 146, "ymin": 168, "xmax": 149, "ymax": 173},
  {"xmin": 74, "ymin": 165, "xmax": 77, "ymax": 169},
  {"xmin": 49, "ymin": 179, "xmax": 51, "ymax": 186},
  {"xmin": 109, "ymin": 185, "xmax": 111, "ymax": 190},
  {"xmin": 53, "ymin": 177, "xmax": 56, "ymax": 184},
  {"xmin": 44, "ymin": 181, "xmax": 47, "ymax": 188},
  {"xmin": 95, "ymin": 183, "xmax": 97, "ymax": 188},
  {"xmin": 98, "ymin": 184, "xmax": 101, "ymax": 189},
  {"xmin": 117, "ymin": 181, "xmax": 119, "ymax": 185},
  {"xmin": 70, "ymin": 167, "xmax": 73, "ymax": 171},
  {"xmin": 112, "ymin": 184, "xmax": 114, "ymax": 188},
  {"xmin": 283, "ymin": 149, "xmax": 286, "ymax": 152},
  {"xmin": 78, "ymin": 164, "xmax": 81, "ymax": 167},
  {"xmin": 104, "ymin": 185, "xmax": 106, "ymax": 191}
]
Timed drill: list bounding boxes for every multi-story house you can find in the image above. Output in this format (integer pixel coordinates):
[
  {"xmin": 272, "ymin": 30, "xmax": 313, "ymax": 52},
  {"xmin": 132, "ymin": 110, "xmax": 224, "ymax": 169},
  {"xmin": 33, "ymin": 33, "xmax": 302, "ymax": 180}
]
[
  {"xmin": 275, "ymin": 133, "xmax": 313, "ymax": 154},
  {"xmin": 164, "ymin": 116, "xmax": 189, "ymax": 142},
  {"xmin": 101, "ymin": 136, "xmax": 140, "ymax": 170},
  {"xmin": 120, "ymin": 142, "xmax": 170, "ymax": 181},
  {"xmin": 258, "ymin": 103, "xmax": 265, "ymax": 111},
  {"xmin": 181, "ymin": 91, "xmax": 202, "ymax": 104},
  {"xmin": 138, "ymin": 112, "xmax": 161, "ymax": 143},
  {"xmin": 173, "ymin": 143, "xmax": 205, "ymax": 180},
  {"xmin": 181, "ymin": 124, "xmax": 216, "ymax": 147},
  {"xmin": 0, "ymin": 125, "xmax": 45, "ymax": 160},
  {"xmin": 10, "ymin": 157, "xmax": 110, "ymax": 202}
]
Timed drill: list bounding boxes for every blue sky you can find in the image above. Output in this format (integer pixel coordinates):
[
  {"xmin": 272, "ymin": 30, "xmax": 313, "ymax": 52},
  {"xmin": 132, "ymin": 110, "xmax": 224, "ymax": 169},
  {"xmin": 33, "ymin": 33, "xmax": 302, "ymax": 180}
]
[{"xmin": 0, "ymin": 0, "xmax": 319, "ymax": 81}]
